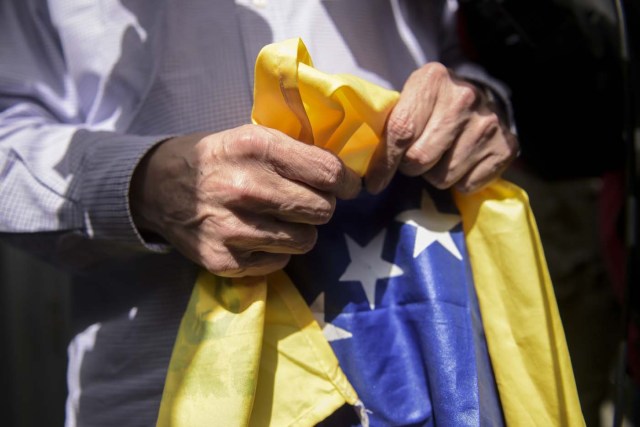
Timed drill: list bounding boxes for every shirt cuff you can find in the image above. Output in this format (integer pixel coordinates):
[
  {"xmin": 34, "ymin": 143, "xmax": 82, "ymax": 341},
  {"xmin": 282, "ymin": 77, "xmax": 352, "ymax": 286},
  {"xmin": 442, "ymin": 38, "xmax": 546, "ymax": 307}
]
[{"xmin": 79, "ymin": 132, "xmax": 173, "ymax": 252}]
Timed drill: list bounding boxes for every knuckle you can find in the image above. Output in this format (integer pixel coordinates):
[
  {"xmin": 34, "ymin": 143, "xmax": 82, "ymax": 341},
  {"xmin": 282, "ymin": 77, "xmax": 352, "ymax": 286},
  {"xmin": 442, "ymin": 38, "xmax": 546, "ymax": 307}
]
[
  {"xmin": 423, "ymin": 159, "xmax": 457, "ymax": 189},
  {"xmin": 403, "ymin": 146, "xmax": 436, "ymax": 173},
  {"xmin": 428, "ymin": 173, "xmax": 454, "ymax": 190},
  {"xmin": 420, "ymin": 62, "xmax": 448, "ymax": 81},
  {"xmin": 316, "ymin": 154, "xmax": 344, "ymax": 188},
  {"xmin": 454, "ymin": 85, "xmax": 479, "ymax": 110},
  {"xmin": 494, "ymin": 148, "xmax": 514, "ymax": 169},
  {"xmin": 268, "ymin": 224, "xmax": 317, "ymax": 253},
  {"xmin": 313, "ymin": 197, "xmax": 336, "ymax": 224},
  {"xmin": 235, "ymin": 132, "xmax": 263, "ymax": 154},
  {"xmin": 202, "ymin": 252, "xmax": 240, "ymax": 276},
  {"xmin": 387, "ymin": 110, "xmax": 417, "ymax": 146},
  {"xmin": 505, "ymin": 134, "xmax": 520, "ymax": 160},
  {"xmin": 479, "ymin": 113, "xmax": 500, "ymax": 136},
  {"xmin": 487, "ymin": 132, "xmax": 518, "ymax": 168},
  {"xmin": 297, "ymin": 226, "xmax": 318, "ymax": 253},
  {"xmin": 231, "ymin": 125, "xmax": 271, "ymax": 158}
]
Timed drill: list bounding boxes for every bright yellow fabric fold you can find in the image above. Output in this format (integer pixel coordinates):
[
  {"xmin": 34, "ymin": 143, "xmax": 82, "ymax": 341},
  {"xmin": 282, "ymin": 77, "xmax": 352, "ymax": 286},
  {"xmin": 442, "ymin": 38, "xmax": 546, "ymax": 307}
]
[
  {"xmin": 454, "ymin": 182, "xmax": 584, "ymax": 426},
  {"xmin": 157, "ymin": 274, "xmax": 266, "ymax": 426},
  {"xmin": 157, "ymin": 271, "xmax": 359, "ymax": 427},
  {"xmin": 157, "ymin": 38, "xmax": 395, "ymax": 427},
  {"xmin": 252, "ymin": 38, "xmax": 399, "ymax": 175},
  {"xmin": 157, "ymin": 38, "xmax": 583, "ymax": 426}
]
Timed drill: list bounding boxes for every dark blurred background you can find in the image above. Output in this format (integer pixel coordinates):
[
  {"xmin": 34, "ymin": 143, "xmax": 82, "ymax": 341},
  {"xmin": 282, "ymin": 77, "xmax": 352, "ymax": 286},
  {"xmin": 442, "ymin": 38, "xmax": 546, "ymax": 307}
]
[
  {"xmin": 459, "ymin": 0, "xmax": 639, "ymax": 425},
  {"xmin": 0, "ymin": 242, "xmax": 71, "ymax": 426}
]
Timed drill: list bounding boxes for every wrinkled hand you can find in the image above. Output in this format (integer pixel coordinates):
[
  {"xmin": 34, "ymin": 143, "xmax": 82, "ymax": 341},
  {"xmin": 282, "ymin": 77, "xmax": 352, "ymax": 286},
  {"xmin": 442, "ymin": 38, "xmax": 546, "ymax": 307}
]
[
  {"xmin": 365, "ymin": 62, "xmax": 519, "ymax": 194},
  {"xmin": 130, "ymin": 125, "xmax": 361, "ymax": 277}
]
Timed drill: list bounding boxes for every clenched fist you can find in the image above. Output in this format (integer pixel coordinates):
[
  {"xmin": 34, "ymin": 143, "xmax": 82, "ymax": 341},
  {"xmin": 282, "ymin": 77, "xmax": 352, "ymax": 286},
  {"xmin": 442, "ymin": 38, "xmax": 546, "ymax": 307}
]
[
  {"xmin": 366, "ymin": 62, "xmax": 519, "ymax": 194},
  {"xmin": 130, "ymin": 124, "xmax": 361, "ymax": 277}
]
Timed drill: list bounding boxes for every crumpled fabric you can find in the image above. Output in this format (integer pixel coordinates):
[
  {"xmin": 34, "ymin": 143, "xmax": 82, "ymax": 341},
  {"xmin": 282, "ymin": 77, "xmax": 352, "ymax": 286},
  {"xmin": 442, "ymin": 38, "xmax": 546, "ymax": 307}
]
[
  {"xmin": 156, "ymin": 38, "xmax": 583, "ymax": 426},
  {"xmin": 453, "ymin": 182, "xmax": 584, "ymax": 426}
]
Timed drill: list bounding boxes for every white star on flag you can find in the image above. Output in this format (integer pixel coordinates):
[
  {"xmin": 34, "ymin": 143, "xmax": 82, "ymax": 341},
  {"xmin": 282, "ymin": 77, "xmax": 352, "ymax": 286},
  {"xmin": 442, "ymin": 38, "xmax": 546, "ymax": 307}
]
[
  {"xmin": 395, "ymin": 190, "xmax": 463, "ymax": 260},
  {"xmin": 310, "ymin": 292, "xmax": 352, "ymax": 341},
  {"xmin": 339, "ymin": 229, "xmax": 404, "ymax": 309}
]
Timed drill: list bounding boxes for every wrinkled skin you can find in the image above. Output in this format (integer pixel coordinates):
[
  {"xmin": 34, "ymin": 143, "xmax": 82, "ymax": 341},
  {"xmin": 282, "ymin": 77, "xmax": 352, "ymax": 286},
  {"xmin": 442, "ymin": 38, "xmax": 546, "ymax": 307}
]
[
  {"xmin": 131, "ymin": 63, "xmax": 519, "ymax": 277},
  {"xmin": 366, "ymin": 62, "xmax": 518, "ymax": 194},
  {"xmin": 131, "ymin": 125, "xmax": 361, "ymax": 277}
]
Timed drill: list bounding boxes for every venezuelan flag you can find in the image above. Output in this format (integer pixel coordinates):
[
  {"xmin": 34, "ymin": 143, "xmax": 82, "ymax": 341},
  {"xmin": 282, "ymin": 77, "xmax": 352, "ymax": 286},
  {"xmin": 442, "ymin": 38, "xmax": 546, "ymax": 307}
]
[{"xmin": 157, "ymin": 39, "xmax": 583, "ymax": 427}]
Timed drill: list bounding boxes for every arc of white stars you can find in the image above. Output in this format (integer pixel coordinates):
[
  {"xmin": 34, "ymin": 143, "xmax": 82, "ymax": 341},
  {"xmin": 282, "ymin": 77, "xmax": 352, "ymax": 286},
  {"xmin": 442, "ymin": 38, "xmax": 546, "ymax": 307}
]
[
  {"xmin": 310, "ymin": 293, "xmax": 352, "ymax": 342},
  {"xmin": 395, "ymin": 191, "xmax": 463, "ymax": 260},
  {"xmin": 339, "ymin": 229, "xmax": 404, "ymax": 310}
]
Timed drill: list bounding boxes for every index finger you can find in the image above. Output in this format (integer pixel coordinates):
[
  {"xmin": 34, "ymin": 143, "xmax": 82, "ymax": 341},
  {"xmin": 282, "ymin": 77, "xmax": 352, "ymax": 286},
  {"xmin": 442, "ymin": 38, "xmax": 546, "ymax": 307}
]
[
  {"xmin": 364, "ymin": 64, "xmax": 442, "ymax": 194},
  {"xmin": 261, "ymin": 127, "xmax": 362, "ymax": 200}
]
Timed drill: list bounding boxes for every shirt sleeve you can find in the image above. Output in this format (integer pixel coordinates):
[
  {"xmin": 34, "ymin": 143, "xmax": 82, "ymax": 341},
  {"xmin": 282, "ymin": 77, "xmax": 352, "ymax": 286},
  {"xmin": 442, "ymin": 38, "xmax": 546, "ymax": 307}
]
[{"xmin": 0, "ymin": 1, "xmax": 169, "ymax": 252}]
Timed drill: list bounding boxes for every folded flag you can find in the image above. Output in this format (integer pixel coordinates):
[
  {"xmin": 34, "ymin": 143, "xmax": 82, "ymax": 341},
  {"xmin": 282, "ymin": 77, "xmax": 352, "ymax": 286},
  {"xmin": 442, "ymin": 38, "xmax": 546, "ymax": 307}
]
[
  {"xmin": 286, "ymin": 173, "xmax": 504, "ymax": 426},
  {"xmin": 156, "ymin": 38, "xmax": 583, "ymax": 427}
]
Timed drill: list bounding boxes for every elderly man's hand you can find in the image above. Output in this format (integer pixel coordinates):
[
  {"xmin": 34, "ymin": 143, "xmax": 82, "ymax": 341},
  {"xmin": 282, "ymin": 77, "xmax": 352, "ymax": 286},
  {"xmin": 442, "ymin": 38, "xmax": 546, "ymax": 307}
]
[
  {"xmin": 130, "ymin": 125, "xmax": 361, "ymax": 277},
  {"xmin": 365, "ymin": 62, "xmax": 519, "ymax": 194}
]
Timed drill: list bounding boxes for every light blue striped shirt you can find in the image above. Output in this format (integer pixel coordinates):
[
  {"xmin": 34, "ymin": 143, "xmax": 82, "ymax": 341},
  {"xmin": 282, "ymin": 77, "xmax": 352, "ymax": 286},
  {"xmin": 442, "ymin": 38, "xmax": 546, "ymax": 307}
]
[{"xmin": 0, "ymin": 1, "xmax": 507, "ymax": 425}]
